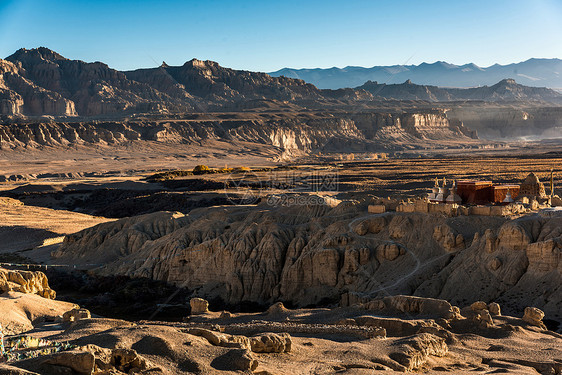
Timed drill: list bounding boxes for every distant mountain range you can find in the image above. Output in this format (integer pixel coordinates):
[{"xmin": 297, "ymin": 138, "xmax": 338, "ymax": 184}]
[
  {"xmin": 1, "ymin": 48, "xmax": 561, "ymax": 118},
  {"xmin": 357, "ymin": 79, "xmax": 562, "ymax": 103},
  {"xmin": 269, "ymin": 59, "xmax": 562, "ymax": 90}
]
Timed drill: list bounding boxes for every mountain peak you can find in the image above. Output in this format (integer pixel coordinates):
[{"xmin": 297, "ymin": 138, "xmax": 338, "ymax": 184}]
[
  {"xmin": 497, "ymin": 78, "xmax": 518, "ymax": 85},
  {"xmin": 8, "ymin": 47, "xmax": 67, "ymax": 62},
  {"xmin": 184, "ymin": 58, "xmax": 213, "ymax": 69}
]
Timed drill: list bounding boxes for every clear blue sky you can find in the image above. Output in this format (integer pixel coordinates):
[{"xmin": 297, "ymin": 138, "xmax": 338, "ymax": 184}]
[{"xmin": 1, "ymin": 0, "xmax": 561, "ymax": 72}]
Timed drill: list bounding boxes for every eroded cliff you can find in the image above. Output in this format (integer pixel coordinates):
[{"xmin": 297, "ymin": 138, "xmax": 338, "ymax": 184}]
[
  {"xmin": 0, "ymin": 110, "xmax": 479, "ymax": 154},
  {"xmin": 52, "ymin": 201, "xmax": 562, "ymax": 322}
]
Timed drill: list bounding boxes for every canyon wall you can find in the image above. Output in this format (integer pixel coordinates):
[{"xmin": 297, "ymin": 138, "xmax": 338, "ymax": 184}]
[
  {"xmin": 52, "ymin": 202, "xmax": 562, "ymax": 321},
  {"xmin": 0, "ymin": 111, "xmax": 478, "ymax": 153}
]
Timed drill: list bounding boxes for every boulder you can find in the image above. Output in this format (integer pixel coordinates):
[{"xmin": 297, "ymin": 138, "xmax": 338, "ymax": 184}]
[
  {"xmin": 249, "ymin": 332, "xmax": 292, "ymax": 353},
  {"xmin": 470, "ymin": 301, "xmax": 488, "ymax": 311},
  {"xmin": 522, "ymin": 307, "xmax": 546, "ymax": 329},
  {"xmin": 110, "ymin": 348, "xmax": 148, "ymax": 373},
  {"xmin": 63, "ymin": 308, "xmax": 91, "ymax": 322},
  {"xmin": 488, "ymin": 303, "xmax": 501, "ymax": 316},
  {"xmin": 186, "ymin": 328, "xmax": 250, "ymax": 349},
  {"xmin": 388, "ymin": 333, "xmax": 448, "ymax": 372},
  {"xmin": 190, "ymin": 298, "xmax": 209, "ymax": 314},
  {"xmin": 267, "ymin": 302, "xmax": 289, "ymax": 315},
  {"xmin": 211, "ymin": 348, "xmax": 258, "ymax": 372},
  {"xmin": 478, "ymin": 310, "xmax": 494, "ymax": 327}
]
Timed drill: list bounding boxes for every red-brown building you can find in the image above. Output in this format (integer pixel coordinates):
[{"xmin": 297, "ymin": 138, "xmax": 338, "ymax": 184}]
[
  {"xmin": 490, "ymin": 185, "xmax": 520, "ymax": 203},
  {"xmin": 457, "ymin": 181, "xmax": 493, "ymax": 205},
  {"xmin": 457, "ymin": 181, "xmax": 520, "ymax": 205}
]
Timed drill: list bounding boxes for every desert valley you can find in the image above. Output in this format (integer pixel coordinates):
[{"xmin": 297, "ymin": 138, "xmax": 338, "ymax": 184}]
[{"xmin": 0, "ymin": 45, "xmax": 561, "ymax": 375}]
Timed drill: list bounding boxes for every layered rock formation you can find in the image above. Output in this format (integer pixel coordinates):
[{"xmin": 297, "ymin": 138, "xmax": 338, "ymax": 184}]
[
  {"xmin": 0, "ymin": 268, "xmax": 77, "ymax": 335},
  {"xmin": 2, "ymin": 48, "xmax": 190, "ymax": 117},
  {"xmin": 53, "ymin": 200, "xmax": 562, "ymax": 323},
  {"xmin": 0, "ymin": 47, "xmax": 324, "ymax": 117},
  {"xmin": 0, "ymin": 267, "xmax": 56, "ymax": 299},
  {"xmin": 126, "ymin": 58, "xmax": 322, "ymax": 104},
  {"xmin": 0, "ymin": 110, "xmax": 478, "ymax": 153},
  {"xmin": 0, "ymin": 58, "xmax": 75, "ymax": 116}
]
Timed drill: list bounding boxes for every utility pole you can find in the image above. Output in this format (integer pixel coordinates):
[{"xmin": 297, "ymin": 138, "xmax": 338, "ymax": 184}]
[{"xmin": 551, "ymin": 167, "xmax": 555, "ymax": 198}]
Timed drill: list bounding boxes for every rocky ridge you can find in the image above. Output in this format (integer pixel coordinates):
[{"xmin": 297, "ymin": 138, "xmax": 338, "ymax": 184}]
[
  {"xmin": 0, "ymin": 47, "xmax": 326, "ymax": 117},
  {"xmin": 52, "ymin": 200, "xmax": 562, "ymax": 325},
  {"xmin": 0, "ymin": 111, "xmax": 478, "ymax": 154},
  {"xmin": 2, "ymin": 48, "xmax": 561, "ymax": 120}
]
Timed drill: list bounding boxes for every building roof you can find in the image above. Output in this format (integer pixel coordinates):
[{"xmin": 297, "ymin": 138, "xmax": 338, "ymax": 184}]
[{"xmin": 457, "ymin": 180, "xmax": 493, "ymax": 185}]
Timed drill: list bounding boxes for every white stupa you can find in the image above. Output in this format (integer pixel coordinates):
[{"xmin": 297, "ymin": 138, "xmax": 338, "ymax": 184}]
[
  {"xmin": 446, "ymin": 180, "xmax": 462, "ymax": 204},
  {"xmin": 503, "ymin": 188, "xmax": 514, "ymax": 204},
  {"xmin": 435, "ymin": 177, "xmax": 448, "ymax": 202},
  {"xmin": 428, "ymin": 177, "xmax": 439, "ymax": 201}
]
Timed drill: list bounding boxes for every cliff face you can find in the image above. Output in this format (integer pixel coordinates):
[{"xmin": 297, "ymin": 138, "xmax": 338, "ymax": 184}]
[
  {"xmin": 0, "ymin": 111, "xmax": 477, "ymax": 152},
  {"xmin": 126, "ymin": 58, "xmax": 323, "ymax": 102},
  {"xmin": 3, "ymin": 48, "xmax": 191, "ymax": 117},
  {"xmin": 0, "ymin": 58, "xmax": 76, "ymax": 116},
  {"xmin": 1, "ymin": 48, "xmax": 323, "ymax": 117},
  {"xmin": 52, "ymin": 203, "xmax": 562, "ymax": 321}
]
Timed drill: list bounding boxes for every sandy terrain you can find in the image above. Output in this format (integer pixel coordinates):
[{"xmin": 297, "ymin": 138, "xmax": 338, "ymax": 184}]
[
  {"xmin": 0, "ymin": 139, "xmax": 278, "ymax": 178},
  {"xmin": 0, "ymin": 197, "xmax": 112, "ymax": 253}
]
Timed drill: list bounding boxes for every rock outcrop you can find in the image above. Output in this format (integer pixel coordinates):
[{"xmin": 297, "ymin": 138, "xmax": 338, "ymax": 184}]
[
  {"xmin": 522, "ymin": 307, "xmax": 546, "ymax": 329},
  {"xmin": 0, "ymin": 58, "xmax": 75, "ymax": 116},
  {"xmin": 62, "ymin": 308, "xmax": 91, "ymax": 323},
  {"xmin": 249, "ymin": 332, "xmax": 292, "ymax": 353},
  {"xmin": 190, "ymin": 298, "xmax": 210, "ymax": 314},
  {"xmin": 389, "ymin": 333, "xmax": 448, "ymax": 372},
  {"xmin": 53, "ymin": 204, "xmax": 562, "ymax": 323},
  {"xmin": 0, "ymin": 268, "xmax": 56, "ymax": 299}
]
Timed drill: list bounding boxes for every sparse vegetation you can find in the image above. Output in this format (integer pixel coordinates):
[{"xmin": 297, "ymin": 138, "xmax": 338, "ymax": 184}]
[
  {"xmin": 192, "ymin": 165, "xmax": 212, "ymax": 175},
  {"xmin": 147, "ymin": 166, "xmax": 258, "ymax": 182},
  {"xmin": 146, "ymin": 170, "xmax": 193, "ymax": 182}
]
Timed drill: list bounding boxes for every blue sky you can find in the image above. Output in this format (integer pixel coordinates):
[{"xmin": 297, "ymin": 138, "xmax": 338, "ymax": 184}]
[{"xmin": 1, "ymin": 0, "xmax": 561, "ymax": 72}]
